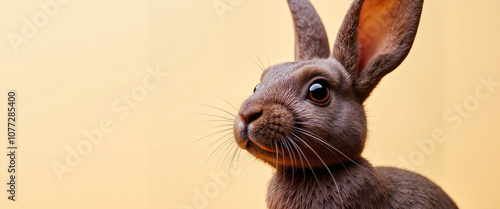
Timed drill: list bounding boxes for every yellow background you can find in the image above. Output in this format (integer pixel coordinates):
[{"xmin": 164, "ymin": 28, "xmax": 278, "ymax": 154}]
[{"xmin": 1, "ymin": 0, "xmax": 499, "ymax": 208}]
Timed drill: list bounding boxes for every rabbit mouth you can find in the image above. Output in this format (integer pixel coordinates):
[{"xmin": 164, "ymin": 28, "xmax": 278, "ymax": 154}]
[
  {"xmin": 245, "ymin": 138, "xmax": 290, "ymax": 165},
  {"xmin": 246, "ymin": 137, "xmax": 276, "ymax": 153}
]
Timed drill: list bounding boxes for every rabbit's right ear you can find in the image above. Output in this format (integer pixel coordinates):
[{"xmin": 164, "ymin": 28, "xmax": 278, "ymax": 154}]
[{"xmin": 332, "ymin": 0, "xmax": 424, "ymax": 101}]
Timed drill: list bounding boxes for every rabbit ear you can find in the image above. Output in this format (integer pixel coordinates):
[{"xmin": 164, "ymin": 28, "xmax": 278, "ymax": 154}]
[
  {"xmin": 332, "ymin": 0, "xmax": 423, "ymax": 101},
  {"xmin": 287, "ymin": 0, "xmax": 330, "ymax": 61}
]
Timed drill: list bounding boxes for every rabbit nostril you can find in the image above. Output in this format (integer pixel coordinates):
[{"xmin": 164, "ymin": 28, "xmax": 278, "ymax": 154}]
[
  {"xmin": 240, "ymin": 108, "xmax": 263, "ymax": 124},
  {"xmin": 248, "ymin": 111, "xmax": 262, "ymax": 123}
]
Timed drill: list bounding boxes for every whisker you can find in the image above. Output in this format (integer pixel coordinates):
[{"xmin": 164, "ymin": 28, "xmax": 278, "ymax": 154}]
[
  {"xmin": 185, "ymin": 127, "xmax": 233, "ymax": 147},
  {"xmin": 287, "ymin": 137, "xmax": 321, "ymax": 187},
  {"xmin": 200, "ymin": 131, "xmax": 234, "ymax": 154},
  {"xmin": 240, "ymin": 52, "xmax": 265, "ymax": 72},
  {"xmin": 295, "ymin": 127, "xmax": 376, "ymax": 177},
  {"xmin": 250, "ymin": 49, "xmax": 266, "ymax": 71},
  {"xmin": 216, "ymin": 138, "xmax": 236, "ymax": 167},
  {"xmin": 274, "ymin": 140, "xmax": 280, "ymax": 170},
  {"xmin": 286, "ymin": 136, "xmax": 307, "ymax": 185},
  {"xmin": 208, "ymin": 124, "xmax": 234, "ymax": 129},
  {"xmin": 271, "ymin": 141, "xmax": 277, "ymax": 168},
  {"xmin": 221, "ymin": 143, "xmax": 238, "ymax": 175},
  {"xmin": 294, "ymin": 128, "xmax": 349, "ymax": 176},
  {"xmin": 190, "ymin": 93, "xmax": 242, "ymax": 178},
  {"xmin": 222, "ymin": 145, "xmax": 239, "ymax": 185},
  {"xmin": 196, "ymin": 104, "xmax": 236, "ymax": 117},
  {"xmin": 203, "ymin": 136, "xmax": 235, "ymax": 169},
  {"xmin": 197, "ymin": 119, "xmax": 235, "ymax": 124},
  {"xmin": 278, "ymin": 140, "xmax": 287, "ymax": 177},
  {"xmin": 264, "ymin": 50, "xmax": 271, "ymax": 68},
  {"xmin": 292, "ymin": 133, "xmax": 344, "ymax": 209},
  {"xmin": 282, "ymin": 139, "xmax": 296, "ymax": 169},
  {"xmin": 228, "ymin": 143, "xmax": 240, "ymax": 178},
  {"xmin": 281, "ymin": 138, "xmax": 296, "ymax": 186},
  {"xmin": 205, "ymin": 91, "xmax": 240, "ymax": 112},
  {"xmin": 190, "ymin": 113, "xmax": 234, "ymax": 121},
  {"xmin": 236, "ymin": 145, "xmax": 243, "ymax": 166}
]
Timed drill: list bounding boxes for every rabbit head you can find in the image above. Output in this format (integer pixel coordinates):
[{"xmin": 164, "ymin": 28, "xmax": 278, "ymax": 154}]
[{"xmin": 233, "ymin": 0, "xmax": 423, "ymax": 168}]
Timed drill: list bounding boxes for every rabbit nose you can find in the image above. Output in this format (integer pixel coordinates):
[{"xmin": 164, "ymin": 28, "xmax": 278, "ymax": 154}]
[{"xmin": 240, "ymin": 106, "xmax": 263, "ymax": 124}]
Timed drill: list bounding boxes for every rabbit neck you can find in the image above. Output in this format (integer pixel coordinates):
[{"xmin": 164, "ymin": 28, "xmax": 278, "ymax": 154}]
[{"xmin": 267, "ymin": 158, "xmax": 389, "ymax": 209}]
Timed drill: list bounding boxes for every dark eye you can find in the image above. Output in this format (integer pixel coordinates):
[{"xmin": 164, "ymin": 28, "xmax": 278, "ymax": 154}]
[
  {"xmin": 253, "ymin": 83, "xmax": 260, "ymax": 93},
  {"xmin": 308, "ymin": 80, "xmax": 330, "ymax": 103}
]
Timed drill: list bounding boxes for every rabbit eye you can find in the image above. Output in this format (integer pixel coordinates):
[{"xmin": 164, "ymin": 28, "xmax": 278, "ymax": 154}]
[
  {"xmin": 253, "ymin": 83, "xmax": 260, "ymax": 93},
  {"xmin": 308, "ymin": 80, "xmax": 330, "ymax": 103}
]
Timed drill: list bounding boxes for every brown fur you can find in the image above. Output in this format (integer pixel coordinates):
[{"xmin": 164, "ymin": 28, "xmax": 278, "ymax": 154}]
[
  {"xmin": 287, "ymin": 0, "xmax": 330, "ymax": 60},
  {"xmin": 232, "ymin": 0, "xmax": 458, "ymax": 208}
]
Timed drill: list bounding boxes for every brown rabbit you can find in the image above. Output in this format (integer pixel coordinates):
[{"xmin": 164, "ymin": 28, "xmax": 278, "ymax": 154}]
[{"xmin": 232, "ymin": 0, "xmax": 458, "ymax": 208}]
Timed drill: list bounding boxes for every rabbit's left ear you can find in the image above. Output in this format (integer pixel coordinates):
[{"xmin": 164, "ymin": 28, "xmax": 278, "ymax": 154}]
[
  {"xmin": 332, "ymin": 0, "xmax": 424, "ymax": 101},
  {"xmin": 288, "ymin": 0, "xmax": 330, "ymax": 61}
]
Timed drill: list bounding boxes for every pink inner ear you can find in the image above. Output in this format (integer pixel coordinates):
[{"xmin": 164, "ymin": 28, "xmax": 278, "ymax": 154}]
[{"xmin": 358, "ymin": 0, "xmax": 395, "ymax": 71}]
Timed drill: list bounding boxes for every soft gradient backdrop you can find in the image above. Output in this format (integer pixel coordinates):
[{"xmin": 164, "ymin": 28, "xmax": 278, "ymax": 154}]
[{"xmin": 1, "ymin": 0, "xmax": 499, "ymax": 208}]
